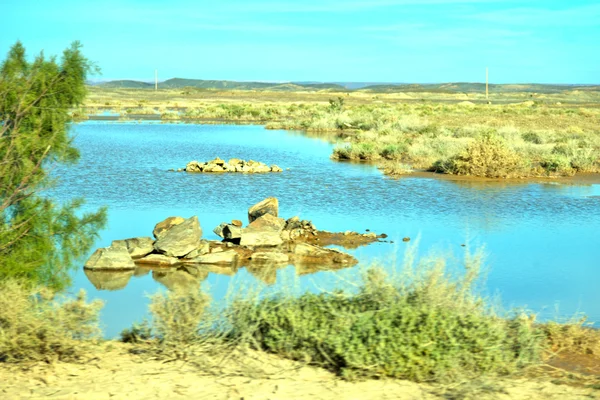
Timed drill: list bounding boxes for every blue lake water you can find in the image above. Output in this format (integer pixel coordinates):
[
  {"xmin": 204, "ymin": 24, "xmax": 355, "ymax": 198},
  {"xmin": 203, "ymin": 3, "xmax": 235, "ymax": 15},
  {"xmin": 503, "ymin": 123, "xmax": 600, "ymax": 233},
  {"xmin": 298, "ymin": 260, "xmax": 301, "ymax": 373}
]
[{"xmin": 53, "ymin": 121, "xmax": 600, "ymax": 337}]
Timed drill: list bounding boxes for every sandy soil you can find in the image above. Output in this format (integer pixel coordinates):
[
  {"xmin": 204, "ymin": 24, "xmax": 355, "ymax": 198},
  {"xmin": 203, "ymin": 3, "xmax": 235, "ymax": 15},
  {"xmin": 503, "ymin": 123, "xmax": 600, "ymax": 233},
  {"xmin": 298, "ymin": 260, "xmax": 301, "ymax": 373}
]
[{"xmin": 1, "ymin": 343, "xmax": 598, "ymax": 400}]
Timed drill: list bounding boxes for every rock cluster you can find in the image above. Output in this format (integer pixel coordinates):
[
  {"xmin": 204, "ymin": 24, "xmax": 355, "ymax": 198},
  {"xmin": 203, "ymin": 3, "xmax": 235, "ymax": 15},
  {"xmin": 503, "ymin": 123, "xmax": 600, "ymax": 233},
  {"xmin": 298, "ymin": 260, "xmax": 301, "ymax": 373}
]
[
  {"xmin": 182, "ymin": 157, "xmax": 283, "ymax": 173},
  {"xmin": 84, "ymin": 197, "xmax": 386, "ymax": 288}
]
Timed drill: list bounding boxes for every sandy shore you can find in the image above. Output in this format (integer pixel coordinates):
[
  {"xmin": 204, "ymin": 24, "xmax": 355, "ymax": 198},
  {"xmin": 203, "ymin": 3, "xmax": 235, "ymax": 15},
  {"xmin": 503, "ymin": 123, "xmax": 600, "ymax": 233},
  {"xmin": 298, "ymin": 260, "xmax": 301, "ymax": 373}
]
[{"xmin": 1, "ymin": 343, "xmax": 598, "ymax": 400}]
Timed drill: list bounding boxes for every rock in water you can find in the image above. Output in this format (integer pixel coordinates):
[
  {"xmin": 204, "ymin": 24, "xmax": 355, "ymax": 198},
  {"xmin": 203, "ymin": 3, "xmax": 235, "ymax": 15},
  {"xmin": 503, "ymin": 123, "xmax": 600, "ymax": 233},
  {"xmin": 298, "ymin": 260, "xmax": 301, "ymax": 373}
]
[
  {"xmin": 112, "ymin": 237, "xmax": 154, "ymax": 259},
  {"xmin": 153, "ymin": 216, "xmax": 185, "ymax": 240},
  {"xmin": 248, "ymin": 197, "xmax": 279, "ymax": 223},
  {"xmin": 154, "ymin": 216, "xmax": 202, "ymax": 258},
  {"xmin": 84, "ymin": 245, "xmax": 136, "ymax": 270},
  {"xmin": 248, "ymin": 213, "xmax": 286, "ymax": 232},
  {"xmin": 240, "ymin": 229, "xmax": 283, "ymax": 247},
  {"xmin": 189, "ymin": 250, "xmax": 239, "ymax": 265}
]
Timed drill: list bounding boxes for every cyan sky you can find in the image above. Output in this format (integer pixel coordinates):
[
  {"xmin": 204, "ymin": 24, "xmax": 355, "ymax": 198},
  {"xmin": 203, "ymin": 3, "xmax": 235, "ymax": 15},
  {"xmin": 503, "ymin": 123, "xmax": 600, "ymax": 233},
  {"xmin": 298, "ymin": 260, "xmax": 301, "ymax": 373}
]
[{"xmin": 1, "ymin": 0, "xmax": 598, "ymax": 83}]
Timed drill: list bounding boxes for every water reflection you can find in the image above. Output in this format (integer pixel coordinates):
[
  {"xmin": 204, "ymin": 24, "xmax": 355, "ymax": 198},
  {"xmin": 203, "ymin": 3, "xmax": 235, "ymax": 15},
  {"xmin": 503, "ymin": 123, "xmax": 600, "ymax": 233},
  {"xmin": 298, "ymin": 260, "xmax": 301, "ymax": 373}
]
[
  {"xmin": 84, "ymin": 269, "xmax": 134, "ymax": 291},
  {"xmin": 84, "ymin": 261, "xmax": 350, "ymax": 291}
]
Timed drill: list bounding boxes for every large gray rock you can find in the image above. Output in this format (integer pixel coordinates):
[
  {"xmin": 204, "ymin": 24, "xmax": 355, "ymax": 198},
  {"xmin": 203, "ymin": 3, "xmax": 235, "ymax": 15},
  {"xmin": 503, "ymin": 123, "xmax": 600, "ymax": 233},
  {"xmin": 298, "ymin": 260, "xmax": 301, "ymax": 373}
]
[
  {"xmin": 84, "ymin": 245, "xmax": 136, "ymax": 270},
  {"xmin": 112, "ymin": 237, "xmax": 154, "ymax": 259},
  {"xmin": 248, "ymin": 213, "xmax": 285, "ymax": 232},
  {"xmin": 153, "ymin": 216, "xmax": 202, "ymax": 257},
  {"xmin": 153, "ymin": 216, "xmax": 185, "ymax": 240},
  {"xmin": 240, "ymin": 229, "xmax": 283, "ymax": 247},
  {"xmin": 184, "ymin": 241, "xmax": 210, "ymax": 259},
  {"xmin": 189, "ymin": 250, "xmax": 239, "ymax": 265},
  {"xmin": 248, "ymin": 197, "xmax": 279, "ymax": 223}
]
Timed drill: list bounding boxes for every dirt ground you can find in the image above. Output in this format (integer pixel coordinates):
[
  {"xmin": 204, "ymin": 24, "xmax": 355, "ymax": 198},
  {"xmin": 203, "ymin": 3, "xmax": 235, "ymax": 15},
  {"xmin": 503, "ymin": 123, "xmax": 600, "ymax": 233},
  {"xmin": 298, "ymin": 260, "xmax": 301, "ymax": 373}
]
[{"xmin": 1, "ymin": 343, "xmax": 598, "ymax": 400}]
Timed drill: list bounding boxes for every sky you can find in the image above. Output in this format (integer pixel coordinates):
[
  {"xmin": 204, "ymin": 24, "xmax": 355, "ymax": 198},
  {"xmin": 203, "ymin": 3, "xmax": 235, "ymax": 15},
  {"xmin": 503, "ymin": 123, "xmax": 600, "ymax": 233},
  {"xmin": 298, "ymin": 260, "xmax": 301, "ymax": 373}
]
[{"xmin": 1, "ymin": 0, "xmax": 599, "ymax": 84}]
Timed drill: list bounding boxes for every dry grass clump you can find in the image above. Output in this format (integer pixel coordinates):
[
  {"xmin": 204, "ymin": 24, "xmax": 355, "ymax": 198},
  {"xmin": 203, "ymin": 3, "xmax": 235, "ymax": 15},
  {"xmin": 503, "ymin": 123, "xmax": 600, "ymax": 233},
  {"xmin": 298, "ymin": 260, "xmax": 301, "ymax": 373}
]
[
  {"xmin": 0, "ymin": 280, "xmax": 102, "ymax": 362},
  {"xmin": 542, "ymin": 317, "xmax": 600, "ymax": 357},
  {"xmin": 439, "ymin": 132, "xmax": 526, "ymax": 178}
]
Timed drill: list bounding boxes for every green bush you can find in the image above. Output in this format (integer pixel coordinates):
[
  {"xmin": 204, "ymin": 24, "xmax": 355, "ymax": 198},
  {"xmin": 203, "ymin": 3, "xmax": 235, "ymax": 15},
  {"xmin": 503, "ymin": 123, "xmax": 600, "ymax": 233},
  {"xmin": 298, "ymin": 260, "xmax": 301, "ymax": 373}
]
[
  {"xmin": 0, "ymin": 280, "xmax": 102, "ymax": 362},
  {"xmin": 228, "ymin": 251, "xmax": 543, "ymax": 382}
]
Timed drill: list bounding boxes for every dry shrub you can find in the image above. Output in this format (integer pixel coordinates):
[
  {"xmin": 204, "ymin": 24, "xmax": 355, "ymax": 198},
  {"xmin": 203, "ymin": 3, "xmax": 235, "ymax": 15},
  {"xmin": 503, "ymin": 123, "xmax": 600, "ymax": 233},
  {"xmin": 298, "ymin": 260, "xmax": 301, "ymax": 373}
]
[
  {"xmin": 542, "ymin": 317, "xmax": 600, "ymax": 356},
  {"xmin": 441, "ymin": 132, "xmax": 525, "ymax": 178},
  {"xmin": 0, "ymin": 280, "xmax": 102, "ymax": 362}
]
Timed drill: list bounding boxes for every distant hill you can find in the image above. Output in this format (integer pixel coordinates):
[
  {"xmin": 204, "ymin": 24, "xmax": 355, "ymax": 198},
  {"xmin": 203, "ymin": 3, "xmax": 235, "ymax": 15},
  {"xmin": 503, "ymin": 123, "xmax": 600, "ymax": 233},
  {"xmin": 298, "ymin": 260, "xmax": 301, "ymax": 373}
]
[
  {"xmin": 94, "ymin": 78, "xmax": 346, "ymax": 92},
  {"xmin": 92, "ymin": 79, "xmax": 599, "ymax": 94}
]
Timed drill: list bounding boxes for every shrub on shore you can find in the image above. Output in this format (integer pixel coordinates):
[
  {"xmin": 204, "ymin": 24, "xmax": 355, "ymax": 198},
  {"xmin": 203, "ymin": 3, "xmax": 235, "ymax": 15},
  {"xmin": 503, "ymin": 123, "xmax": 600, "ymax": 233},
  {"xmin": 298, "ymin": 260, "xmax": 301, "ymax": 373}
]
[
  {"xmin": 226, "ymin": 247, "xmax": 543, "ymax": 382},
  {"xmin": 0, "ymin": 280, "xmax": 102, "ymax": 362}
]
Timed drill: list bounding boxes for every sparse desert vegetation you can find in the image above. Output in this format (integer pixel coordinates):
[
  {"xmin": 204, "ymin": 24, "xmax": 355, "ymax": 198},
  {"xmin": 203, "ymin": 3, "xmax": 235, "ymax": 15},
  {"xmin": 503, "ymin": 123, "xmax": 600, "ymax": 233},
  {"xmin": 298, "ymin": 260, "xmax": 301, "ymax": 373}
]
[{"xmin": 83, "ymin": 87, "xmax": 600, "ymax": 179}]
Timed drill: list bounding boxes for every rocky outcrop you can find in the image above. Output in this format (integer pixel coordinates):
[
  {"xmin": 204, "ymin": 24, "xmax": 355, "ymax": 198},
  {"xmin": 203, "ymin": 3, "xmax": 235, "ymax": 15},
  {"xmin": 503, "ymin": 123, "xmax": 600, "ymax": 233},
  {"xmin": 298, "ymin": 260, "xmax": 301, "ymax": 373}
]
[
  {"xmin": 84, "ymin": 197, "xmax": 387, "ymax": 289},
  {"xmin": 248, "ymin": 197, "xmax": 279, "ymax": 223},
  {"xmin": 84, "ymin": 245, "xmax": 136, "ymax": 270},
  {"xmin": 153, "ymin": 216, "xmax": 202, "ymax": 257},
  {"xmin": 183, "ymin": 158, "xmax": 283, "ymax": 174}
]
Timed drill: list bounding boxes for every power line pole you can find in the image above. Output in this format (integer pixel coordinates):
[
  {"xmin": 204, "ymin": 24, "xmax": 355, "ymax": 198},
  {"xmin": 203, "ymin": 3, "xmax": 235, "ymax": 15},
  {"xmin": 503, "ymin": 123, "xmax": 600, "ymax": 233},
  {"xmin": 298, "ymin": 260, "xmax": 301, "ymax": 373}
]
[
  {"xmin": 486, "ymin": 67, "xmax": 489, "ymax": 100},
  {"xmin": 155, "ymin": 69, "xmax": 158, "ymax": 91}
]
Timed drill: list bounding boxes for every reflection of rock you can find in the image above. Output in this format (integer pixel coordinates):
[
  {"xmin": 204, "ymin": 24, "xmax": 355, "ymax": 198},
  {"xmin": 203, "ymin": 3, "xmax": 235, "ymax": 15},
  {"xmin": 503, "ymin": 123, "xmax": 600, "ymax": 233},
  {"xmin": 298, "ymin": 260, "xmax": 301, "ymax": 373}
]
[
  {"xmin": 84, "ymin": 269, "xmax": 134, "ymax": 290},
  {"xmin": 134, "ymin": 266, "xmax": 152, "ymax": 277},
  {"xmin": 153, "ymin": 216, "xmax": 185, "ymax": 239},
  {"xmin": 154, "ymin": 216, "xmax": 202, "ymax": 257},
  {"xmin": 112, "ymin": 237, "xmax": 154, "ymax": 259},
  {"xmin": 193, "ymin": 264, "xmax": 237, "ymax": 276},
  {"xmin": 189, "ymin": 250, "xmax": 239, "ymax": 265},
  {"xmin": 248, "ymin": 197, "xmax": 279, "ymax": 223},
  {"xmin": 246, "ymin": 265, "xmax": 278, "ymax": 285},
  {"xmin": 137, "ymin": 254, "xmax": 180, "ymax": 266},
  {"xmin": 84, "ymin": 245, "xmax": 135, "ymax": 270},
  {"xmin": 251, "ymin": 251, "xmax": 289, "ymax": 265},
  {"xmin": 152, "ymin": 267, "xmax": 207, "ymax": 292}
]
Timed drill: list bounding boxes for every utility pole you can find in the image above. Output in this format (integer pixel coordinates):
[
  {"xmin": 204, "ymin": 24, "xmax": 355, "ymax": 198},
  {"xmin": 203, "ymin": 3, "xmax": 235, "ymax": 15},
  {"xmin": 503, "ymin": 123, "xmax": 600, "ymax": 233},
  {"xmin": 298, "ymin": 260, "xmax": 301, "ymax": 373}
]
[
  {"xmin": 485, "ymin": 67, "xmax": 489, "ymax": 100},
  {"xmin": 155, "ymin": 69, "xmax": 158, "ymax": 91}
]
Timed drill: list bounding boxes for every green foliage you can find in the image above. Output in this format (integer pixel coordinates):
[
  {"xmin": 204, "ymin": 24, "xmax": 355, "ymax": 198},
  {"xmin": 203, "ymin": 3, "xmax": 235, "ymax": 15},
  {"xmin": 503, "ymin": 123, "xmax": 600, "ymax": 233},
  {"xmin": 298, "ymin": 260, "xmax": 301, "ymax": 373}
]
[
  {"xmin": 0, "ymin": 280, "xmax": 102, "ymax": 362},
  {"xmin": 0, "ymin": 42, "xmax": 107, "ymax": 289},
  {"xmin": 228, "ymin": 250, "xmax": 543, "ymax": 382}
]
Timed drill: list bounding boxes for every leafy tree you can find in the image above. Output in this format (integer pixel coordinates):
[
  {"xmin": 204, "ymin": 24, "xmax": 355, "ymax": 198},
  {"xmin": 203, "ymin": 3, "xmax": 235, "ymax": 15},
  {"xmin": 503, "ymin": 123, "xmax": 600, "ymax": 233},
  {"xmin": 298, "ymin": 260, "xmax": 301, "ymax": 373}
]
[{"xmin": 0, "ymin": 42, "xmax": 107, "ymax": 289}]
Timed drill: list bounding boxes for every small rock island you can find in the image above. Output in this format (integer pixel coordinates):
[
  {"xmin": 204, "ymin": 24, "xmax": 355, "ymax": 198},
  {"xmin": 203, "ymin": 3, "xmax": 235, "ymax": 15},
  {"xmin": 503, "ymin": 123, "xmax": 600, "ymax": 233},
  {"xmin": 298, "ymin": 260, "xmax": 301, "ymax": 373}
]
[
  {"xmin": 177, "ymin": 157, "xmax": 283, "ymax": 173},
  {"xmin": 84, "ymin": 197, "xmax": 387, "ymax": 289}
]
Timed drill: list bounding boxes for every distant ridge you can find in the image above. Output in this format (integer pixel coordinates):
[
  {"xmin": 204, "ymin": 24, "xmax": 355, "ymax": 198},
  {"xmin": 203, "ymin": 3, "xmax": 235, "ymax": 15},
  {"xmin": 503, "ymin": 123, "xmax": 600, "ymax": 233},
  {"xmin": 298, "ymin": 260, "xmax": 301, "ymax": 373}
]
[{"xmin": 92, "ymin": 78, "xmax": 600, "ymax": 94}]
